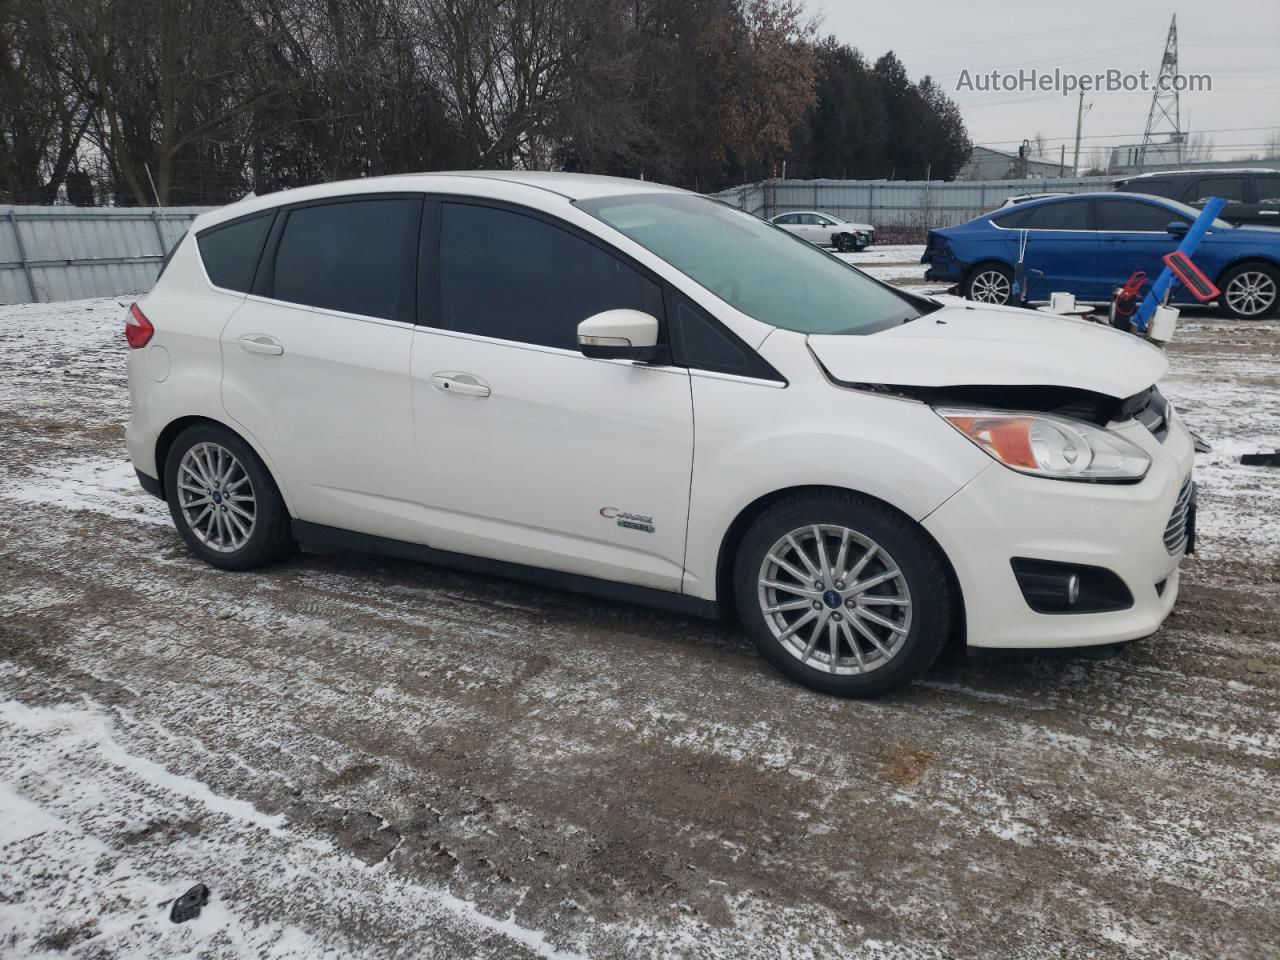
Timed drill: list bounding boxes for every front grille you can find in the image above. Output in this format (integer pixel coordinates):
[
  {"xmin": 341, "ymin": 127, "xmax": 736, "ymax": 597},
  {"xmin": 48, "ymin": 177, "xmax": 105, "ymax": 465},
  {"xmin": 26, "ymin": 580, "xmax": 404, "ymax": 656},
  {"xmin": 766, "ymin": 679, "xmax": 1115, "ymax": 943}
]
[{"xmin": 1164, "ymin": 473, "xmax": 1194, "ymax": 554}]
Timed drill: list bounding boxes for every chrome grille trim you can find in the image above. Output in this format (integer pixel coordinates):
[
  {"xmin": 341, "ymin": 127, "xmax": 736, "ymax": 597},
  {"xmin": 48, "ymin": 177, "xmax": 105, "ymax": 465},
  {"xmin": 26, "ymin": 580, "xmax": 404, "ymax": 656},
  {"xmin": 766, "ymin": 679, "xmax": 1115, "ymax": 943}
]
[{"xmin": 1164, "ymin": 473, "xmax": 1194, "ymax": 554}]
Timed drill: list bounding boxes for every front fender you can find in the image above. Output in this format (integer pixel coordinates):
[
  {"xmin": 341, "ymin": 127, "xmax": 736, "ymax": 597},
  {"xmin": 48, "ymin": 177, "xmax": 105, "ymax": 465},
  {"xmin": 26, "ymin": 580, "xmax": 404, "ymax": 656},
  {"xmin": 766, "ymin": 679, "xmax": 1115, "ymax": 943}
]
[{"xmin": 680, "ymin": 335, "xmax": 991, "ymax": 600}]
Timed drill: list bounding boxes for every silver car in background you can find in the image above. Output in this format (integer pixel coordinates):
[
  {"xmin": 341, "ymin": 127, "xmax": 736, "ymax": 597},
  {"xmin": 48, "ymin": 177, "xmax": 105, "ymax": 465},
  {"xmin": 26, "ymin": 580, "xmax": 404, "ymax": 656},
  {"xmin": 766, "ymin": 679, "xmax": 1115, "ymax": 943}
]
[{"xmin": 768, "ymin": 211, "xmax": 875, "ymax": 252}]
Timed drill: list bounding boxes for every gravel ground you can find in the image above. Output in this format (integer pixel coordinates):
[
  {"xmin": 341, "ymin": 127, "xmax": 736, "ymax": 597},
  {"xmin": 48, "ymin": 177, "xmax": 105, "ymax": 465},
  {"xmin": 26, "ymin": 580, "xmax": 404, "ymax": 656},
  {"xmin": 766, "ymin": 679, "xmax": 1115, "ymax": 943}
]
[{"xmin": 2, "ymin": 257, "xmax": 1278, "ymax": 959}]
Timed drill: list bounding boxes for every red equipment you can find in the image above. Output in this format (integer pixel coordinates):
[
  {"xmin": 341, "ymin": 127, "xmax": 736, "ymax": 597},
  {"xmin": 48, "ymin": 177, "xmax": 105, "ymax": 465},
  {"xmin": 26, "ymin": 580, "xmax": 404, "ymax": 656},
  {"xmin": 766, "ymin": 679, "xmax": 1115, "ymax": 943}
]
[
  {"xmin": 1161, "ymin": 251, "xmax": 1220, "ymax": 302},
  {"xmin": 1110, "ymin": 271, "xmax": 1147, "ymax": 330}
]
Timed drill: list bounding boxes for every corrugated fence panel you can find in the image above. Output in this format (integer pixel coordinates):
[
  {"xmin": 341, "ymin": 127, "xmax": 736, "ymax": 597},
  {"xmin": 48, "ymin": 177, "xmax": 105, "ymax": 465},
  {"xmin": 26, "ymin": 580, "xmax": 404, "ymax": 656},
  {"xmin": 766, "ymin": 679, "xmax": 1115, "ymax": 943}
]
[
  {"xmin": 0, "ymin": 205, "xmax": 211, "ymax": 305},
  {"xmin": 712, "ymin": 177, "xmax": 1115, "ymax": 231}
]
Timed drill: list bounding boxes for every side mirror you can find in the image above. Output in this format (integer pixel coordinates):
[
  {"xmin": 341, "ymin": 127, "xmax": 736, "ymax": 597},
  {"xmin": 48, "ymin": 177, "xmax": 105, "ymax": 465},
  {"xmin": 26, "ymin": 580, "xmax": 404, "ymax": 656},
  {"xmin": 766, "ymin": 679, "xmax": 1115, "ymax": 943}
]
[
  {"xmin": 577, "ymin": 309, "xmax": 661, "ymax": 362},
  {"xmin": 1166, "ymin": 221, "xmax": 1189, "ymax": 237}
]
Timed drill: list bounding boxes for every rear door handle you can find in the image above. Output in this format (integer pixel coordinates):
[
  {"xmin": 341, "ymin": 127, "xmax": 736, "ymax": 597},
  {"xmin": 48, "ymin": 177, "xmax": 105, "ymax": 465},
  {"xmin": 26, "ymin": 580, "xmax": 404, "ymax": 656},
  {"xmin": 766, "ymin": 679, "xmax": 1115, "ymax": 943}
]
[
  {"xmin": 238, "ymin": 334, "xmax": 284, "ymax": 356},
  {"xmin": 431, "ymin": 372, "xmax": 490, "ymax": 398}
]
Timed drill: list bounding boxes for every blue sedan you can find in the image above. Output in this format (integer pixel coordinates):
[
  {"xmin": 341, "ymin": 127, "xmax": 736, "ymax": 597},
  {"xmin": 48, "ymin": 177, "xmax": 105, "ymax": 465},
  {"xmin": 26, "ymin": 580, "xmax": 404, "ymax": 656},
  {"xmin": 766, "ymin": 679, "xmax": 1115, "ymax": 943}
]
[{"xmin": 921, "ymin": 192, "xmax": 1280, "ymax": 319}]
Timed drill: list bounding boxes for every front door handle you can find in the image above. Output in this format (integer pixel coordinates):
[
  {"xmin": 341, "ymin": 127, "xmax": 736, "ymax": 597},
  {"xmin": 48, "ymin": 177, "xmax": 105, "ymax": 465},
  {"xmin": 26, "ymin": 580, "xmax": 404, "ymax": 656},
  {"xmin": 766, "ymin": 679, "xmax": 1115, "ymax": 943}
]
[
  {"xmin": 431, "ymin": 372, "xmax": 491, "ymax": 398},
  {"xmin": 238, "ymin": 334, "xmax": 284, "ymax": 356}
]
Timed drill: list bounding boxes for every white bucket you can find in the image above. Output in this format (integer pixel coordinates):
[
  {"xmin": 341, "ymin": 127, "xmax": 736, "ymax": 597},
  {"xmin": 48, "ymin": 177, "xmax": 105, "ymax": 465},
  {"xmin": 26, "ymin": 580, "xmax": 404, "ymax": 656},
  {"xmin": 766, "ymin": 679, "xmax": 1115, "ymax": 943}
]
[
  {"xmin": 1149, "ymin": 305, "xmax": 1179, "ymax": 343},
  {"xmin": 1050, "ymin": 292, "xmax": 1076, "ymax": 313}
]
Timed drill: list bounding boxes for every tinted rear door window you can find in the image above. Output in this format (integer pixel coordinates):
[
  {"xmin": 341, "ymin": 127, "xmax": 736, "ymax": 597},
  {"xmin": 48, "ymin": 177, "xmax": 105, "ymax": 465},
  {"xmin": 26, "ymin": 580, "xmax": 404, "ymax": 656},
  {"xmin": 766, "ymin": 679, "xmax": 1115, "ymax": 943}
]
[
  {"xmin": 1188, "ymin": 177, "xmax": 1246, "ymax": 203},
  {"xmin": 1096, "ymin": 199, "xmax": 1185, "ymax": 232},
  {"xmin": 1123, "ymin": 179, "xmax": 1180, "ymax": 199},
  {"xmin": 197, "ymin": 213, "xmax": 273, "ymax": 292},
  {"xmin": 271, "ymin": 198, "xmax": 420, "ymax": 321},
  {"xmin": 437, "ymin": 202, "xmax": 663, "ymax": 351},
  {"xmin": 1021, "ymin": 200, "xmax": 1090, "ymax": 230}
]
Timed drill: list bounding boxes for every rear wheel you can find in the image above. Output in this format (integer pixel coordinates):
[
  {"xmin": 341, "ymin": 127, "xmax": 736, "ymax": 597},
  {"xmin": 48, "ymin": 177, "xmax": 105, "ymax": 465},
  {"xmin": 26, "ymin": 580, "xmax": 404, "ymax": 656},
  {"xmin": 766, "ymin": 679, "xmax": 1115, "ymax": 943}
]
[
  {"xmin": 164, "ymin": 423, "xmax": 293, "ymax": 570},
  {"xmin": 964, "ymin": 262, "xmax": 1014, "ymax": 305},
  {"xmin": 733, "ymin": 492, "xmax": 953, "ymax": 697},
  {"xmin": 1219, "ymin": 262, "xmax": 1279, "ymax": 319}
]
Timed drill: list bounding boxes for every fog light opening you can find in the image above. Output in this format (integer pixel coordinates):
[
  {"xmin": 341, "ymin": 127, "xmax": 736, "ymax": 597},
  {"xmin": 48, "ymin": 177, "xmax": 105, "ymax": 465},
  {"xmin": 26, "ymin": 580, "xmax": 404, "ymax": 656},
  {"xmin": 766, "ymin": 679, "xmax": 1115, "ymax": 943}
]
[{"xmin": 1011, "ymin": 558, "xmax": 1134, "ymax": 615}]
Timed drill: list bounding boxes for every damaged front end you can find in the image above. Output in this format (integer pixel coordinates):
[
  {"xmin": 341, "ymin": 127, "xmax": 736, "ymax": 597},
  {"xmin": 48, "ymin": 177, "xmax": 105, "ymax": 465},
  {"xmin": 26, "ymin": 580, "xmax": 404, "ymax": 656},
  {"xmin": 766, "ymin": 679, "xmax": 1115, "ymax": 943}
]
[{"xmin": 822, "ymin": 379, "xmax": 1171, "ymax": 441}]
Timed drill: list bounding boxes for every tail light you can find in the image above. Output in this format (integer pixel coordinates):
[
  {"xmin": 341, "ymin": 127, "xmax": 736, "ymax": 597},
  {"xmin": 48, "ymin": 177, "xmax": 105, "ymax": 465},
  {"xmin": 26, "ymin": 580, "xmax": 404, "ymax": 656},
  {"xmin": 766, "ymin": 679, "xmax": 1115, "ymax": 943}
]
[{"xmin": 125, "ymin": 302, "xmax": 154, "ymax": 349}]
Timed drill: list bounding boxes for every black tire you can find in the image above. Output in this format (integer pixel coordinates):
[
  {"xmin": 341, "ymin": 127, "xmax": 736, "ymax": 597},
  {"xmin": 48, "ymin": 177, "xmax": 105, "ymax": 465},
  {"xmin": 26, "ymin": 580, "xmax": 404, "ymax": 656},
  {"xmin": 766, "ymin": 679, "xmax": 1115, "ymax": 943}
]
[
  {"xmin": 163, "ymin": 422, "xmax": 293, "ymax": 571},
  {"xmin": 963, "ymin": 261, "xmax": 1015, "ymax": 306},
  {"xmin": 732, "ymin": 492, "xmax": 953, "ymax": 698},
  {"xmin": 1218, "ymin": 262, "xmax": 1280, "ymax": 320},
  {"xmin": 834, "ymin": 233, "xmax": 854, "ymax": 253}
]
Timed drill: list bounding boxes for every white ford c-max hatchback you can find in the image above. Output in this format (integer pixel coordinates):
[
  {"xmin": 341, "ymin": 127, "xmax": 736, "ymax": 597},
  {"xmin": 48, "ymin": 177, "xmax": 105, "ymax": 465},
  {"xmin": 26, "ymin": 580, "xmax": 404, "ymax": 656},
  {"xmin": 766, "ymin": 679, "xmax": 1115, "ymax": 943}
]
[{"xmin": 126, "ymin": 172, "xmax": 1194, "ymax": 697}]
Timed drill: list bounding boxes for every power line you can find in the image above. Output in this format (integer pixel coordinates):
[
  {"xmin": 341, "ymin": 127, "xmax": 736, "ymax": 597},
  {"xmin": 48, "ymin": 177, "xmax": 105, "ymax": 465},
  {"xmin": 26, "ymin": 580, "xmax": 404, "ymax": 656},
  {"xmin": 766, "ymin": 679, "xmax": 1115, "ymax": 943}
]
[{"xmin": 977, "ymin": 125, "xmax": 1280, "ymax": 148}]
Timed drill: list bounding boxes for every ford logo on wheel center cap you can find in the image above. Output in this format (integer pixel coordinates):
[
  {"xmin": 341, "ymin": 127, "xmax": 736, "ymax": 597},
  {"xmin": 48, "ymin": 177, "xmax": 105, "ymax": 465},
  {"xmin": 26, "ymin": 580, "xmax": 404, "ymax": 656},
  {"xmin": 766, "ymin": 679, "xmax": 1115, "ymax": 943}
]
[{"xmin": 822, "ymin": 589, "xmax": 842, "ymax": 609}]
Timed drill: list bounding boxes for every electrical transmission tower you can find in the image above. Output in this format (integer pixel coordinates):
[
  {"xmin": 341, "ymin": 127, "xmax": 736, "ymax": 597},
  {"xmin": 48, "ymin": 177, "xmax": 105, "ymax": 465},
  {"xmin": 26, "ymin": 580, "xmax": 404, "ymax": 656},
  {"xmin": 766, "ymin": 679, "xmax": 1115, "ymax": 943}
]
[{"xmin": 1139, "ymin": 14, "xmax": 1183, "ymax": 171}]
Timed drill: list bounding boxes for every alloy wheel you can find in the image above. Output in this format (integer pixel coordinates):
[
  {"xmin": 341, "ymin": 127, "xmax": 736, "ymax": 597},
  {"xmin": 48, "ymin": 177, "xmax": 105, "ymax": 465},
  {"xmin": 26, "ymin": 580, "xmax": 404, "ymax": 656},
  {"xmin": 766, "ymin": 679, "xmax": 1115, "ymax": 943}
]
[
  {"xmin": 177, "ymin": 442, "xmax": 256, "ymax": 553},
  {"xmin": 1224, "ymin": 270, "xmax": 1277, "ymax": 317},
  {"xmin": 757, "ymin": 525, "xmax": 913, "ymax": 676},
  {"xmin": 969, "ymin": 269, "xmax": 1011, "ymax": 304}
]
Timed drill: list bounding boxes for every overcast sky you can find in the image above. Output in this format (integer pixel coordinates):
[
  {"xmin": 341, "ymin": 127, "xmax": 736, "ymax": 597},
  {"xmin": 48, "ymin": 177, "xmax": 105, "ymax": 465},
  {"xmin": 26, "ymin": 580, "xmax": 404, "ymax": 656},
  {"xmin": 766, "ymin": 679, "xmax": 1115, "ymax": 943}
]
[{"xmin": 799, "ymin": 0, "xmax": 1280, "ymax": 164}]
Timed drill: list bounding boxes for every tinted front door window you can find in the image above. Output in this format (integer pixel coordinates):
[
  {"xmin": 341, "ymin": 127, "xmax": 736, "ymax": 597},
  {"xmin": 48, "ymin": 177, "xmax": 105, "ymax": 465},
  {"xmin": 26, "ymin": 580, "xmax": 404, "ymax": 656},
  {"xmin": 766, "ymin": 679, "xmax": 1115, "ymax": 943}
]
[
  {"xmin": 1096, "ymin": 199, "xmax": 1185, "ymax": 232},
  {"xmin": 438, "ymin": 202, "xmax": 663, "ymax": 350}
]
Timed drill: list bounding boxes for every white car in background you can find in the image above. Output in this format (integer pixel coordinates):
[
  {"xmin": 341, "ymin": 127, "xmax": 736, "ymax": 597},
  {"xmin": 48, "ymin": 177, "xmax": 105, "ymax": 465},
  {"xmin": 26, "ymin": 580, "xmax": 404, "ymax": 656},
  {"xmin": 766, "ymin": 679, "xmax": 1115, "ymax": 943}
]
[
  {"xmin": 125, "ymin": 171, "xmax": 1193, "ymax": 698},
  {"xmin": 768, "ymin": 211, "xmax": 875, "ymax": 251}
]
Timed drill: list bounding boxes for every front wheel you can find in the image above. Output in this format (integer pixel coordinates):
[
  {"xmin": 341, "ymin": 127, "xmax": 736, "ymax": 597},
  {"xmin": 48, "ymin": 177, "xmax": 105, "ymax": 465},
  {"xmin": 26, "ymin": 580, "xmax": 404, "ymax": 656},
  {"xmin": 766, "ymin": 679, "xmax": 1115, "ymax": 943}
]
[
  {"xmin": 1219, "ymin": 263, "xmax": 1279, "ymax": 319},
  {"xmin": 733, "ymin": 492, "xmax": 953, "ymax": 697},
  {"xmin": 964, "ymin": 262, "xmax": 1014, "ymax": 305}
]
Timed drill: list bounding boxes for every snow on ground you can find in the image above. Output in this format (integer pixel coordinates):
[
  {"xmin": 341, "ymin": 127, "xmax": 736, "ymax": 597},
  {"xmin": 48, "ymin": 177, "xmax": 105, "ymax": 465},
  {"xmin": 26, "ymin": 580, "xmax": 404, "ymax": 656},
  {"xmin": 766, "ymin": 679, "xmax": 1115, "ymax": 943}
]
[{"xmin": 1, "ymin": 290, "xmax": 1278, "ymax": 959}]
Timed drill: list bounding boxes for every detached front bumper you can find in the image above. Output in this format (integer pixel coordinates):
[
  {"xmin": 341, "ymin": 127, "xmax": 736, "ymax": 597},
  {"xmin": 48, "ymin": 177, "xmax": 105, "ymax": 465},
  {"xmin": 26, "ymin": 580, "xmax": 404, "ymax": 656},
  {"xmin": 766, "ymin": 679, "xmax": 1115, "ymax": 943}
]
[{"xmin": 923, "ymin": 416, "xmax": 1195, "ymax": 650}]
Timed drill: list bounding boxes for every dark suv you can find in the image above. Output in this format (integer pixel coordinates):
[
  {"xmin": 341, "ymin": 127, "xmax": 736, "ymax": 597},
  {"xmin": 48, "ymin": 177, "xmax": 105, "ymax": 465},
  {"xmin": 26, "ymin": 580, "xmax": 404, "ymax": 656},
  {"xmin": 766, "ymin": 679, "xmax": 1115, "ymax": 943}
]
[{"xmin": 1113, "ymin": 169, "xmax": 1280, "ymax": 228}]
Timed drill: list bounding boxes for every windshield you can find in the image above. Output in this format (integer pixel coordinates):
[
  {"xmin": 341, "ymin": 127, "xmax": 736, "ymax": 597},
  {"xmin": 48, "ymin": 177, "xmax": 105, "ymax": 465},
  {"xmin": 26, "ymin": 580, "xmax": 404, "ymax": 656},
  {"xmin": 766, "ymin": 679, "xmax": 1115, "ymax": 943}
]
[{"xmin": 577, "ymin": 193, "xmax": 927, "ymax": 335}]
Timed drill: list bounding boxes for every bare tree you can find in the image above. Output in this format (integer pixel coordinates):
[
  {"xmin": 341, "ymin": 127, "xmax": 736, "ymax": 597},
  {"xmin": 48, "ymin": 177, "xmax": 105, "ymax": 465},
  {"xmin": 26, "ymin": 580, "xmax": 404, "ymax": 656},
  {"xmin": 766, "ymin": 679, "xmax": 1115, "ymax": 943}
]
[{"xmin": 1184, "ymin": 133, "xmax": 1215, "ymax": 164}]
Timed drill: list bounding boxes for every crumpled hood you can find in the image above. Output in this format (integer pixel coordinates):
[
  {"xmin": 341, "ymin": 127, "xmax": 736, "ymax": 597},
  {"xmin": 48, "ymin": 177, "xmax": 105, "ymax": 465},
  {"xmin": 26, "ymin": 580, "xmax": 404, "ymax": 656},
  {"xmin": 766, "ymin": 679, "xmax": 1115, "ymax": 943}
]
[{"xmin": 808, "ymin": 301, "xmax": 1168, "ymax": 400}]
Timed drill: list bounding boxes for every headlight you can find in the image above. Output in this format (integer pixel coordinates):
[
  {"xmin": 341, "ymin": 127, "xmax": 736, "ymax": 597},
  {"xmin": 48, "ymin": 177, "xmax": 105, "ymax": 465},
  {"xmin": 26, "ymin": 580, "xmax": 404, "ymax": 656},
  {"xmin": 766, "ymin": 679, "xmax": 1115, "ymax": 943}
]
[{"xmin": 936, "ymin": 408, "xmax": 1151, "ymax": 482}]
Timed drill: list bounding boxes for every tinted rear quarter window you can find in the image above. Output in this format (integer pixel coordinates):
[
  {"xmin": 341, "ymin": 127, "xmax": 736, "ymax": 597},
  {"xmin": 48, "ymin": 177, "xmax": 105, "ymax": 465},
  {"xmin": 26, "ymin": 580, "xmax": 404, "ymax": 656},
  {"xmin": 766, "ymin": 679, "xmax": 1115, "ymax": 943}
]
[
  {"xmin": 197, "ymin": 213, "xmax": 273, "ymax": 292},
  {"xmin": 437, "ymin": 202, "xmax": 664, "ymax": 351},
  {"xmin": 1096, "ymin": 199, "xmax": 1185, "ymax": 231},
  {"xmin": 270, "ymin": 198, "xmax": 420, "ymax": 321},
  {"xmin": 993, "ymin": 207, "xmax": 1033, "ymax": 228}
]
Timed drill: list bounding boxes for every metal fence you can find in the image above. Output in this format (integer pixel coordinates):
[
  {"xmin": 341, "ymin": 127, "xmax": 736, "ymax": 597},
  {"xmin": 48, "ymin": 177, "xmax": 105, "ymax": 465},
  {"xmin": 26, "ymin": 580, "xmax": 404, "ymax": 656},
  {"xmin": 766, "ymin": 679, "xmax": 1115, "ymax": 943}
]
[
  {"xmin": 0, "ymin": 205, "xmax": 211, "ymax": 305},
  {"xmin": 1, "ymin": 175, "xmax": 1119, "ymax": 305},
  {"xmin": 712, "ymin": 176, "xmax": 1117, "ymax": 238}
]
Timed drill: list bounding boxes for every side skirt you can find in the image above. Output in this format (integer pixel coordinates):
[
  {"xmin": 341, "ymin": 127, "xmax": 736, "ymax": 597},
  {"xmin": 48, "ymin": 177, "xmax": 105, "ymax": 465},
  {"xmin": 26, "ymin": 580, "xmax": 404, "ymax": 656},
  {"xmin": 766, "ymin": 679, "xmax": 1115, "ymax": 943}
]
[{"xmin": 292, "ymin": 521, "xmax": 721, "ymax": 621}]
